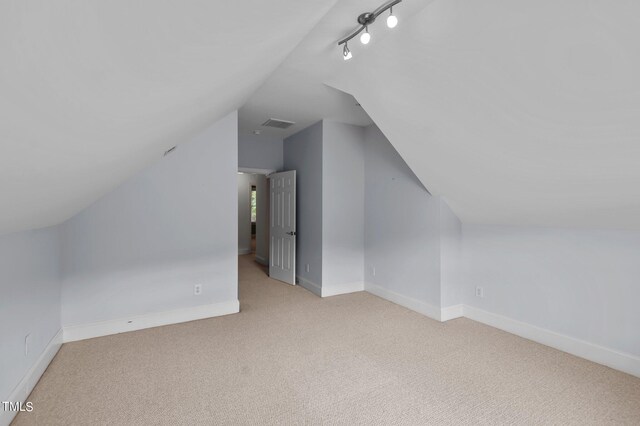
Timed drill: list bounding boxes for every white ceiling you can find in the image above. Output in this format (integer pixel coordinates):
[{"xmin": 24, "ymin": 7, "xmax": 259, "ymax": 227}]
[
  {"xmin": 238, "ymin": 0, "xmax": 430, "ymax": 138},
  {"xmin": 3, "ymin": 0, "xmax": 640, "ymax": 233},
  {"xmin": 0, "ymin": 0, "xmax": 338, "ymax": 235},
  {"xmin": 329, "ymin": 0, "xmax": 640, "ymax": 229}
]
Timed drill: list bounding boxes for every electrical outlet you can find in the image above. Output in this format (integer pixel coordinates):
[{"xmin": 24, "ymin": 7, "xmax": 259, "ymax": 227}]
[
  {"xmin": 306, "ymin": 264, "xmax": 310, "ymax": 273},
  {"xmin": 475, "ymin": 286, "xmax": 484, "ymax": 298},
  {"xmin": 371, "ymin": 266, "xmax": 376, "ymax": 277},
  {"xmin": 194, "ymin": 284, "xmax": 202, "ymax": 296},
  {"xmin": 25, "ymin": 334, "xmax": 31, "ymax": 356}
]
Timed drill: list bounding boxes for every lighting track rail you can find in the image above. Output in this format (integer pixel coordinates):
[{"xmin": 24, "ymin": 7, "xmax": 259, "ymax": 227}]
[{"xmin": 337, "ymin": 0, "xmax": 402, "ymax": 60}]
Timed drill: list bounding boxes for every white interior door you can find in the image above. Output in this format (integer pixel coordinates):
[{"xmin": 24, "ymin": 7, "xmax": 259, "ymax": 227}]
[{"xmin": 269, "ymin": 170, "xmax": 296, "ymax": 285}]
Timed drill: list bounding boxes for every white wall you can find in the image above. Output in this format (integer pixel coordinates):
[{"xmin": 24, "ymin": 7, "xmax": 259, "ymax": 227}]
[
  {"xmin": 238, "ymin": 133, "xmax": 283, "ymax": 171},
  {"xmin": 283, "ymin": 122, "xmax": 323, "ymax": 292},
  {"xmin": 363, "ymin": 124, "xmax": 443, "ymax": 309},
  {"xmin": 440, "ymin": 200, "xmax": 463, "ymax": 309},
  {"xmin": 283, "ymin": 121, "xmax": 366, "ymax": 297},
  {"xmin": 237, "ymin": 133, "xmax": 281, "ymax": 263},
  {"xmin": 0, "ymin": 226, "xmax": 61, "ymax": 402},
  {"xmin": 462, "ymin": 225, "xmax": 640, "ymax": 357},
  {"xmin": 322, "ymin": 121, "xmax": 365, "ymax": 296},
  {"xmin": 61, "ymin": 111, "xmax": 238, "ymax": 327},
  {"xmin": 362, "ymin": 124, "xmax": 638, "ymax": 373}
]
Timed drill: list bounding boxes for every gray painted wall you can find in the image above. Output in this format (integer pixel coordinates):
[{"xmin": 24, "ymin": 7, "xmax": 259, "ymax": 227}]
[
  {"xmin": 462, "ymin": 225, "xmax": 640, "ymax": 356},
  {"xmin": 61, "ymin": 111, "xmax": 238, "ymax": 326},
  {"xmin": 362, "ymin": 123, "xmax": 640, "ymax": 364},
  {"xmin": 322, "ymin": 121, "xmax": 365, "ymax": 294},
  {"xmin": 283, "ymin": 122, "xmax": 323, "ymax": 290},
  {"xmin": 238, "ymin": 133, "xmax": 283, "ymax": 171},
  {"xmin": 440, "ymin": 200, "xmax": 463, "ymax": 308},
  {"xmin": 0, "ymin": 226, "xmax": 61, "ymax": 401},
  {"xmin": 363, "ymin": 124, "xmax": 442, "ymax": 307}
]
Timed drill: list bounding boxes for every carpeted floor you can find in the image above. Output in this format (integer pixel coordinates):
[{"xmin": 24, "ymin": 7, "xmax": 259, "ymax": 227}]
[{"xmin": 14, "ymin": 255, "xmax": 640, "ymax": 425}]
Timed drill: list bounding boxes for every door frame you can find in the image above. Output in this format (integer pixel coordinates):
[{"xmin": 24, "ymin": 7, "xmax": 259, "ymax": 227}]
[
  {"xmin": 238, "ymin": 167, "xmax": 276, "ymax": 175},
  {"xmin": 237, "ymin": 168, "xmax": 274, "ymax": 260}
]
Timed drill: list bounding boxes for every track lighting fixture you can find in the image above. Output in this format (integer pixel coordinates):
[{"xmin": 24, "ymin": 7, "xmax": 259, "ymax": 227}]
[{"xmin": 337, "ymin": 0, "xmax": 401, "ymax": 60}]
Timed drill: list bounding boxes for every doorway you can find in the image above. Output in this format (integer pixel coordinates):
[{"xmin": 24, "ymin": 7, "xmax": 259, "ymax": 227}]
[
  {"xmin": 250, "ymin": 185, "xmax": 257, "ymax": 253},
  {"xmin": 237, "ymin": 170, "xmax": 270, "ymax": 267},
  {"xmin": 237, "ymin": 168, "xmax": 297, "ymax": 286}
]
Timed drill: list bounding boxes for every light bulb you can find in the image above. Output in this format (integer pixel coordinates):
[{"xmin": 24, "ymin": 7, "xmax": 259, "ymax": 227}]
[
  {"xmin": 387, "ymin": 7, "xmax": 398, "ymax": 28},
  {"xmin": 387, "ymin": 14, "xmax": 398, "ymax": 28},
  {"xmin": 343, "ymin": 44, "xmax": 352, "ymax": 61},
  {"xmin": 360, "ymin": 27, "xmax": 371, "ymax": 45}
]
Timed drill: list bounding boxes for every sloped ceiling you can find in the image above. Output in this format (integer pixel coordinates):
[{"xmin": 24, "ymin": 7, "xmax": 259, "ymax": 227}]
[
  {"xmin": 238, "ymin": 0, "xmax": 435, "ymax": 139},
  {"xmin": 328, "ymin": 0, "xmax": 640, "ymax": 229},
  {"xmin": 0, "ymin": 0, "xmax": 337, "ymax": 235},
  {"xmin": 4, "ymin": 0, "xmax": 639, "ymax": 233},
  {"xmin": 239, "ymin": 0, "xmax": 379, "ymax": 139}
]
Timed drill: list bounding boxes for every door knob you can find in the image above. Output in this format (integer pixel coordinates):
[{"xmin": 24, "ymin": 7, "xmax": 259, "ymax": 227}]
[{"xmin": 286, "ymin": 231, "xmax": 296, "ymax": 236}]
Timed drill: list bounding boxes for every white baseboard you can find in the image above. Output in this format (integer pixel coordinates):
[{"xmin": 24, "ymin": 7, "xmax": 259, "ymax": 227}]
[
  {"xmin": 297, "ymin": 277, "xmax": 365, "ymax": 298},
  {"xmin": 364, "ymin": 288, "xmax": 640, "ymax": 378},
  {"xmin": 1, "ymin": 329, "xmax": 63, "ymax": 426},
  {"xmin": 464, "ymin": 305, "xmax": 640, "ymax": 378},
  {"xmin": 238, "ymin": 248, "xmax": 252, "ymax": 255},
  {"xmin": 296, "ymin": 275, "xmax": 321, "ymax": 297},
  {"xmin": 63, "ymin": 300, "xmax": 240, "ymax": 343},
  {"xmin": 322, "ymin": 281, "xmax": 364, "ymax": 298},
  {"xmin": 255, "ymin": 255, "xmax": 268, "ymax": 266},
  {"xmin": 440, "ymin": 304, "xmax": 464, "ymax": 321},
  {"xmin": 365, "ymin": 282, "xmax": 442, "ymax": 321}
]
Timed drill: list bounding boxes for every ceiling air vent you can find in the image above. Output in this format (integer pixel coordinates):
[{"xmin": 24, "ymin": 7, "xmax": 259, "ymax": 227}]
[{"xmin": 262, "ymin": 118, "xmax": 295, "ymax": 129}]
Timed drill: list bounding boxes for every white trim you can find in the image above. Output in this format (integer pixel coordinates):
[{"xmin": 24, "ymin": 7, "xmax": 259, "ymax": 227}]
[
  {"xmin": 363, "ymin": 288, "xmax": 640, "ymax": 377},
  {"xmin": 440, "ymin": 304, "xmax": 464, "ymax": 321},
  {"xmin": 296, "ymin": 275, "xmax": 321, "ymax": 297},
  {"xmin": 238, "ymin": 167, "xmax": 276, "ymax": 175},
  {"xmin": 365, "ymin": 282, "xmax": 442, "ymax": 321},
  {"xmin": 63, "ymin": 300, "xmax": 240, "ymax": 343},
  {"xmin": 322, "ymin": 281, "xmax": 365, "ymax": 298},
  {"xmin": 1, "ymin": 329, "xmax": 63, "ymax": 426},
  {"xmin": 464, "ymin": 305, "xmax": 640, "ymax": 378},
  {"xmin": 255, "ymin": 255, "xmax": 268, "ymax": 266},
  {"xmin": 238, "ymin": 248, "xmax": 252, "ymax": 255}
]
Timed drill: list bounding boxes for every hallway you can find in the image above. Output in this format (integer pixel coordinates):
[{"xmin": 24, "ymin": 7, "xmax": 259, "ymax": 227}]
[{"xmin": 14, "ymin": 255, "xmax": 640, "ymax": 425}]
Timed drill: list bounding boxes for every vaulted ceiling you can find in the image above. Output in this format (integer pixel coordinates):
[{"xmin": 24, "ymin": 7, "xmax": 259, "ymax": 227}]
[
  {"xmin": 0, "ymin": 0, "xmax": 337, "ymax": 235},
  {"xmin": 238, "ymin": 0, "xmax": 431, "ymax": 138},
  {"xmin": 328, "ymin": 0, "xmax": 640, "ymax": 229},
  {"xmin": 3, "ymin": 0, "xmax": 640, "ymax": 234}
]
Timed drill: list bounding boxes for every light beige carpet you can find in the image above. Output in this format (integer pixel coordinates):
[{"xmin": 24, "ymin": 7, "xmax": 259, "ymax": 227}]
[{"xmin": 14, "ymin": 255, "xmax": 640, "ymax": 425}]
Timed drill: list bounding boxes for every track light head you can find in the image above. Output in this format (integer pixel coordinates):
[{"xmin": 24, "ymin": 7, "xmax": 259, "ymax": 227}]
[
  {"xmin": 343, "ymin": 43, "xmax": 352, "ymax": 61},
  {"xmin": 387, "ymin": 7, "xmax": 398, "ymax": 28},
  {"xmin": 360, "ymin": 26, "xmax": 371, "ymax": 44}
]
